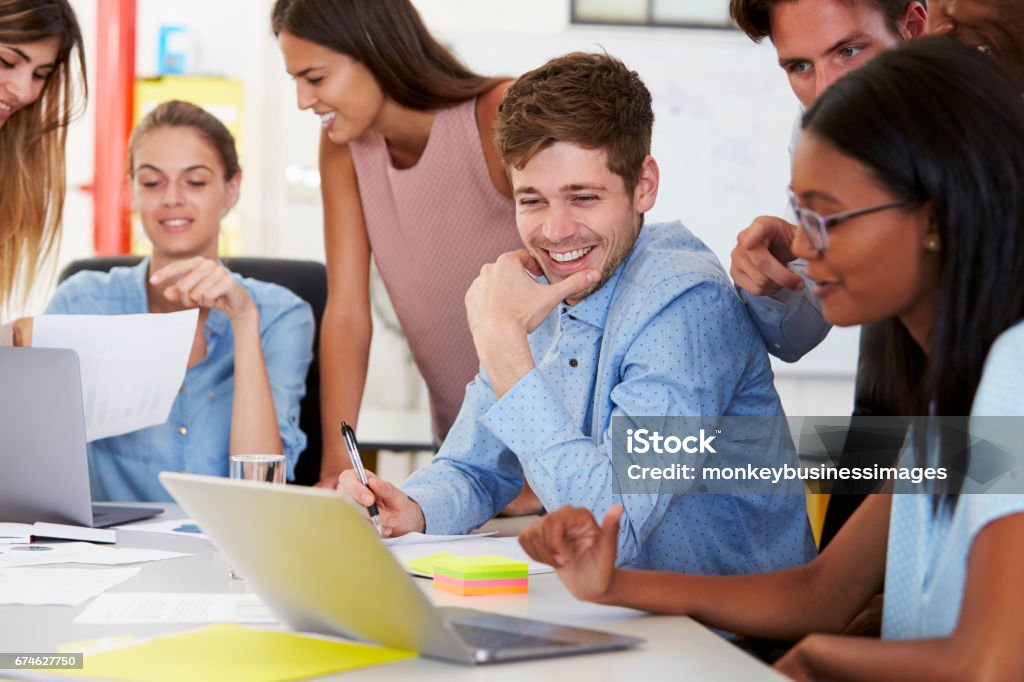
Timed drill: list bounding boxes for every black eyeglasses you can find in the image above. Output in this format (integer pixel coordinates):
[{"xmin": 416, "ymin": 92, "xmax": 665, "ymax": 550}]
[{"xmin": 788, "ymin": 188, "xmax": 909, "ymax": 252}]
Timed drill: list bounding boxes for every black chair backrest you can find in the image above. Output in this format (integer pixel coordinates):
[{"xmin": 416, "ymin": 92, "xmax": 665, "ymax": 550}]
[{"xmin": 57, "ymin": 256, "xmax": 326, "ymax": 486}]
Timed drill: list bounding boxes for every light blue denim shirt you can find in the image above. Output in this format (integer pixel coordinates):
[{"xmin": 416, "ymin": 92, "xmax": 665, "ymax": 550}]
[
  {"xmin": 403, "ymin": 222, "xmax": 816, "ymax": 576},
  {"xmin": 45, "ymin": 259, "xmax": 315, "ymax": 502},
  {"xmin": 883, "ymin": 321, "xmax": 1024, "ymax": 639}
]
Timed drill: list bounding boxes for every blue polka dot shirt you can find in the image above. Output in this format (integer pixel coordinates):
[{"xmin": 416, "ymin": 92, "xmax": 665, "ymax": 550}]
[
  {"xmin": 884, "ymin": 321, "xmax": 1024, "ymax": 638},
  {"xmin": 403, "ymin": 222, "xmax": 816, "ymax": 575}
]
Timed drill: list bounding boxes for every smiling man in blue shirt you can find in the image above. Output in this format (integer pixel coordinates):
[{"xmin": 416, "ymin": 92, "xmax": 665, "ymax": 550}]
[{"xmin": 339, "ymin": 52, "xmax": 815, "ymax": 575}]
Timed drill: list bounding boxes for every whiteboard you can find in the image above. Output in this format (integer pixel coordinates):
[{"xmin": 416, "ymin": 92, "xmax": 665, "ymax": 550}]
[{"xmin": 445, "ymin": 28, "xmax": 860, "ymax": 377}]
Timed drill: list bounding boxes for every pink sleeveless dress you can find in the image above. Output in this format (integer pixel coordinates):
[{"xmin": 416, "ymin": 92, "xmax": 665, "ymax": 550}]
[{"xmin": 349, "ymin": 98, "xmax": 521, "ymax": 443}]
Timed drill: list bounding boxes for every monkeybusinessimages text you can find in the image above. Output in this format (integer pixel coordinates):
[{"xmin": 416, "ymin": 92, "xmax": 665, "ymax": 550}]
[{"xmin": 624, "ymin": 428, "xmax": 948, "ymax": 486}]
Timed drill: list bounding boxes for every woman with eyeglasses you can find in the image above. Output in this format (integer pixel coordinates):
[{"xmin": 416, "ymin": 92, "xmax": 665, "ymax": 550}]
[
  {"xmin": 517, "ymin": 38, "xmax": 1024, "ymax": 681},
  {"xmin": 0, "ymin": 0, "xmax": 85, "ymax": 312}
]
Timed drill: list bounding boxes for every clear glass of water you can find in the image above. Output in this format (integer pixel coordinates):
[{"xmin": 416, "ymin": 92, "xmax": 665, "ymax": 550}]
[
  {"xmin": 227, "ymin": 454, "xmax": 286, "ymax": 579},
  {"xmin": 229, "ymin": 454, "xmax": 286, "ymax": 484}
]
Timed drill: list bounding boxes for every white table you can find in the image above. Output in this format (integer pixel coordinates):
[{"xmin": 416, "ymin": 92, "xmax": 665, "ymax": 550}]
[{"xmin": 0, "ymin": 506, "xmax": 786, "ymax": 681}]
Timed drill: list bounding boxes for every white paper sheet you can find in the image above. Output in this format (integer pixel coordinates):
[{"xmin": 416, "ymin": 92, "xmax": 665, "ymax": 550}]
[
  {"xmin": 381, "ymin": 531, "xmax": 495, "ymax": 547},
  {"xmin": 30, "ymin": 523, "xmax": 115, "ymax": 544},
  {"xmin": 0, "ymin": 542, "xmax": 190, "ymax": 567},
  {"xmin": 0, "ymin": 523, "xmax": 32, "ymax": 545},
  {"xmin": 388, "ymin": 535, "xmax": 554, "ymax": 576},
  {"xmin": 0, "ymin": 320, "xmax": 13, "ymax": 346},
  {"xmin": 32, "ymin": 310, "xmax": 198, "ymax": 441},
  {"xmin": 0, "ymin": 567, "xmax": 140, "ymax": 606},
  {"xmin": 74, "ymin": 592, "xmax": 277, "ymax": 624},
  {"xmin": 112, "ymin": 518, "xmax": 210, "ymax": 541}
]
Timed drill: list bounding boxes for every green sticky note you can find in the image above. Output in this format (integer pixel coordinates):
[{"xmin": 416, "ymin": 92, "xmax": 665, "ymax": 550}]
[
  {"xmin": 433, "ymin": 555, "xmax": 528, "ymax": 580},
  {"xmin": 53, "ymin": 623, "xmax": 414, "ymax": 682},
  {"xmin": 404, "ymin": 551, "xmax": 455, "ymax": 576}
]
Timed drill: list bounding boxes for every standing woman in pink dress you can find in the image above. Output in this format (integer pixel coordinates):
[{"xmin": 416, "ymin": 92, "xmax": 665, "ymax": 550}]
[
  {"xmin": 0, "ymin": 0, "xmax": 85, "ymax": 313},
  {"xmin": 272, "ymin": 0, "xmax": 538, "ymax": 512}
]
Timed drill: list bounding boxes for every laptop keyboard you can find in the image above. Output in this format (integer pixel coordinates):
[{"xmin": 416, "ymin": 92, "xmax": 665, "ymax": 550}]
[{"xmin": 451, "ymin": 622, "xmax": 572, "ymax": 650}]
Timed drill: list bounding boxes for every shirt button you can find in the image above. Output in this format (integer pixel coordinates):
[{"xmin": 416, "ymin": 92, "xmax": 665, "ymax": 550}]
[
  {"xmin": 208, "ymin": 391, "xmax": 215, "ymax": 398},
  {"xmin": 568, "ymin": 358, "xmax": 578, "ymax": 368},
  {"xmin": 179, "ymin": 385, "xmax": 185, "ymax": 393},
  {"xmin": 178, "ymin": 426, "xmax": 188, "ymax": 436}
]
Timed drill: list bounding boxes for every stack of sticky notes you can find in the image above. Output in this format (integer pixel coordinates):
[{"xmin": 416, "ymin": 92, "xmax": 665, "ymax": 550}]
[{"xmin": 432, "ymin": 555, "xmax": 528, "ymax": 596}]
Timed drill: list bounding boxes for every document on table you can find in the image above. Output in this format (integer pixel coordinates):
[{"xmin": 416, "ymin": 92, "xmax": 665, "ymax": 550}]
[
  {"xmin": 112, "ymin": 518, "xmax": 210, "ymax": 541},
  {"xmin": 0, "ymin": 567, "xmax": 140, "ymax": 606},
  {"xmin": 49, "ymin": 623, "xmax": 414, "ymax": 681},
  {"xmin": 0, "ymin": 523, "xmax": 31, "ymax": 545},
  {"xmin": 381, "ymin": 531, "xmax": 495, "ymax": 547},
  {"xmin": 388, "ymin": 535, "xmax": 554, "ymax": 576},
  {"xmin": 30, "ymin": 523, "xmax": 115, "ymax": 544},
  {"xmin": 2, "ymin": 522, "xmax": 115, "ymax": 545},
  {"xmin": 75, "ymin": 593, "xmax": 277, "ymax": 624},
  {"xmin": 0, "ymin": 542, "xmax": 189, "ymax": 567},
  {"xmin": 32, "ymin": 310, "xmax": 198, "ymax": 442},
  {"xmin": 0, "ymin": 319, "xmax": 13, "ymax": 345}
]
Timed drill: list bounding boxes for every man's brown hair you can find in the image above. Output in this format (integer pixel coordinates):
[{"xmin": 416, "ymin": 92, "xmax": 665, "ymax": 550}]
[
  {"xmin": 495, "ymin": 52, "xmax": 653, "ymax": 192},
  {"xmin": 730, "ymin": 0, "xmax": 921, "ymax": 43}
]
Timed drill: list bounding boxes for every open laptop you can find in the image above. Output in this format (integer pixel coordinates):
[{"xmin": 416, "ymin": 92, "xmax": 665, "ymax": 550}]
[
  {"xmin": 160, "ymin": 471, "xmax": 643, "ymax": 664},
  {"xmin": 0, "ymin": 346, "xmax": 161, "ymax": 527}
]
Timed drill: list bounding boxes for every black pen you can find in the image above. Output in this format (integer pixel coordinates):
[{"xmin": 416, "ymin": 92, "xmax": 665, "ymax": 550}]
[{"xmin": 340, "ymin": 421, "xmax": 383, "ymax": 536}]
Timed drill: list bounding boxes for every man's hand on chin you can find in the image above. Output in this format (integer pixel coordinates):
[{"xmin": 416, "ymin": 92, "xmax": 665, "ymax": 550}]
[{"xmin": 465, "ymin": 250, "xmax": 598, "ymax": 398}]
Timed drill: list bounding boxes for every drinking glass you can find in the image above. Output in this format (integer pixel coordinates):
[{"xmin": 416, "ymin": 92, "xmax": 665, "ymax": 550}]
[{"xmin": 227, "ymin": 454, "xmax": 286, "ymax": 578}]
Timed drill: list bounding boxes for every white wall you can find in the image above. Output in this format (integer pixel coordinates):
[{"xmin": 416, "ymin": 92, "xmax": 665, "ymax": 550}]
[{"xmin": 34, "ymin": 0, "xmax": 853, "ymax": 421}]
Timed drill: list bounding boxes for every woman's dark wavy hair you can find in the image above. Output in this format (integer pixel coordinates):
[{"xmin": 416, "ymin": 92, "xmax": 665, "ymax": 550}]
[
  {"xmin": 802, "ymin": 37, "xmax": 1024, "ymax": 501},
  {"xmin": 270, "ymin": 0, "xmax": 503, "ymax": 110}
]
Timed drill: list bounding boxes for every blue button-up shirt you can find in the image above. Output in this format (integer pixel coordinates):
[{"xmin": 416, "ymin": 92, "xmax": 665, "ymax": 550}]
[
  {"xmin": 45, "ymin": 259, "xmax": 315, "ymax": 502},
  {"xmin": 404, "ymin": 222, "xmax": 816, "ymax": 575},
  {"xmin": 738, "ymin": 262, "xmax": 832, "ymax": 363}
]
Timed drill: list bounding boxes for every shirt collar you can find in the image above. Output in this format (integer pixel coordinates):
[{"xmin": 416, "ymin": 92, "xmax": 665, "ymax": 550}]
[
  {"xmin": 129, "ymin": 258, "xmax": 151, "ymax": 313},
  {"xmin": 559, "ymin": 266, "xmax": 622, "ymax": 330},
  {"xmin": 204, "ymin": 307, "xmax": 231, "ymax": 338},
  {"xmin": 133, "ymin": 256, "xmax": 232, "ymax": 338}
]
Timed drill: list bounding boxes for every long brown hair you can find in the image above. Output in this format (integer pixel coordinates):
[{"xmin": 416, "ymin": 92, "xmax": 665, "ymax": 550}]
[
  {"xmin": 270, "ymin": 0, "xmax": 502, "ymax": 110},
  {"xmin": 804, "ymin": 38, "xmax": 1024, "ymax": 507},
  {"xmin": 0, "ymin": 0, "xmax": 86, "ymax": 312}
]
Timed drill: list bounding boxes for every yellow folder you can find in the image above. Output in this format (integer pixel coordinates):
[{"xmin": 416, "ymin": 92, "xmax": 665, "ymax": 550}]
[{"xmin": 54, "ymin": 623, "xmax": 414, "ymax": 682}]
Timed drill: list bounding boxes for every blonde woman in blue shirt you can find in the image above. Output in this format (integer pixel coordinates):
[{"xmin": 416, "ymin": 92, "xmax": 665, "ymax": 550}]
[
  {"xmin": 44, "ymin": 101, "xmax": 314, "ymax": 501},
  {"xmin": 519, "ymin": 39, "xmax": 1024, "ymax": 681}
]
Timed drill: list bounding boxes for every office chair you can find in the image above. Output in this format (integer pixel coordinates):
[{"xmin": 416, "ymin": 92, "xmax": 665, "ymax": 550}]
[{"xmin": 57, "ymin": 256, "xmax": 327, "ymax": 486}]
